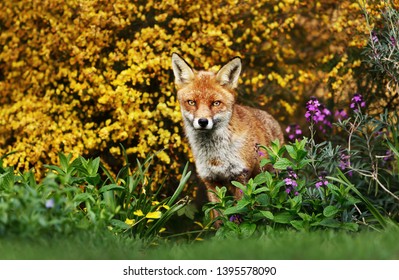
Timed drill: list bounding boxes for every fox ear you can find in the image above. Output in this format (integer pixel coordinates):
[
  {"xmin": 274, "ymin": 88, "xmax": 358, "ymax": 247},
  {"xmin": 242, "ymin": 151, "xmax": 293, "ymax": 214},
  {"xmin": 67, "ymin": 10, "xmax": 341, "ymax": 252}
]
[
  {"xmin": 216, "ymin": 57, "xmax": 241, "ymax": 89},
  {"xmin": 172, "ymin": 53, "xmax": 194, "ymax": 87}
]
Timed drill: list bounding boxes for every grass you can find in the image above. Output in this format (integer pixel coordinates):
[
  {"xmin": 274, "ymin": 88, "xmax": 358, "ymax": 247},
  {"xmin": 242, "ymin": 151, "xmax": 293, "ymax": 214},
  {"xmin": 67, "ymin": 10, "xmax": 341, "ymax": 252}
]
[{"xmin": 1, "ymin": 227, "xmax": 399, "ymax": 260}]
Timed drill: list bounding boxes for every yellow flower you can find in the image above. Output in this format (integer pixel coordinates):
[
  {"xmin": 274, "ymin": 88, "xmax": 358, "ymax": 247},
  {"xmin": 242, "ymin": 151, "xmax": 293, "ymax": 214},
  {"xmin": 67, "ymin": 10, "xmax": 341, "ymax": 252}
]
[
  {"xmin": 145, "ymin": 211, "xmax": 162, "ymax": 219},
  {"xmin": 161, "ymin": 204, "xmax": 170, "ymax": 210},
  {"xmin": 133, "ymin": 209, "xmax": 144, "ymax": 217},
  {"xmin": 125, "ymin": 218, "xmax": 135, "ymax": 226},
  {"xmin": 157, "ymin": 204, "xmax": 170, "ymax": 211}
]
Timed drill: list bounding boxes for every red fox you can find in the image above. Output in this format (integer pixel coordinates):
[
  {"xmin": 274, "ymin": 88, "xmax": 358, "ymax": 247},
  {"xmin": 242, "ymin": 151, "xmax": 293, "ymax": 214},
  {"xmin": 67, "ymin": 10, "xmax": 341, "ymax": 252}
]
[{"xmin": 172, "ymin": 53, "xmax": 283, "ymax": 207}]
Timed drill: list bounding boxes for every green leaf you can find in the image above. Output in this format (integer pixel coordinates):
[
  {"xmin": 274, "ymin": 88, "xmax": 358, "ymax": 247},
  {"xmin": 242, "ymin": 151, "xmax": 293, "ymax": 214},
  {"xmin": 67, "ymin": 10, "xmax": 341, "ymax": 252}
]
[
  {"xmin": 298, "ymin": 212, "xmax": 312, "ymax": 221},
  {"xmin": 271, "ymin": 139, "xmax": 282, "ymax": 154},
  {"xmin": 263, "ymin": 171, "xmax": 274, "ymax": 188},
  {"xmin": 90, "ymin": 157, "xmax": 101, "ymax": 175},
  {"xmin": 231, "ymin": 180, "xmax": 246, "ymax": 191},
  {"xmin": 0, "ymin": 171, "xmax": 14, "ymax": 190},
  {"xmin": 260, "ymin": 158, "xmax": 272, "ymax": 167},
  {"xmin": 387, "ymin": 140, "xmax": 399, "ymax": 158},
  {"xmin": 99, "ymin": 184, "xmax": 125, "ymax": 193},
  {"xmin": 318, "ymin": 218, "xmax": 340, "ymax": 228},
  {"xmin": 273, "ymin": 212, "xmax": 293, "ymax": 224},
  {"xmin": 260, "ymin": 210, "xmax": 274, "ymax": 220},
  {"xmin": 285, "ymin": 145, "xmax": 297, "ymax": 160},
  {"xmin": 110, "ymin": 219, "xmax": 131, "ymax": 230},
  {"xmin": 253, "ymin": 173, "xmax": 269, "ymax": 185},
  {"xmin": 296, "ymin": 150, "xmax": 308, "ymax": 161},
  {"xmin": 100, "ymin": 162, "xmax": 116, "ymax": 184},
  {"xmin": 43, "ymin": 165, "xmax": 65, "ymax": 175},
  {"xmin": 239, "ymin": 222, "xmax": 256, "ymax": 238},
  {"xmin": 273, "ymin": 158, "xmax": 293, "ymax": 170},
  {"xmin": 253, "ymin": 187, "xmax": 268, "ymax": 194},
  {"xmin": 340, "ymin": 222, "xmax": 359, "ymax": 232},
  {"xmin": 224, "ymin": 201, "xmax": 250, "ymax": 215},
  {"xmin": 85, "ymin": 174, "xmax": 101, "ymax": 186},
  {"xmin": 59, "ymin": 153, "xmax": 72, "ymax": 172},
  {"xmin": 222, "ymin": 221, "xmax": 238, "ymax": 232},
  {"xmin": 328, "ymin": 170, "xmax": 387, "ymax": 228},
  {"xmin": 323, "ymin": 205, "xmax": 339, "ymax": 217},
  {"xmin": 167, "ymin": 162, "xmax": 191, "ymax": 206},
  {"xmin": 73, "ymin": 193, "xmax": 95, "ymax": 204},
  {"xmin": 297, "ymin": 159, "xmax": 312, "ymax": 169},
  {"xmin": 290, "ymin": 220, "xmax": 305, "ymax": 230},
  {"xmin": 256, "ymin": 193, "xmax": 270, "ymax": 205}
]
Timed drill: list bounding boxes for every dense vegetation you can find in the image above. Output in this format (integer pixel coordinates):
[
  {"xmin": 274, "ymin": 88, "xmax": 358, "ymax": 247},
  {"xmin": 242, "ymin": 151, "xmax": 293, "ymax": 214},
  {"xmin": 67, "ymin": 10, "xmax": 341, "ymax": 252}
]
[{"xmin": 1, "ymin": 0, "xmax": 399, "ymax": 258}]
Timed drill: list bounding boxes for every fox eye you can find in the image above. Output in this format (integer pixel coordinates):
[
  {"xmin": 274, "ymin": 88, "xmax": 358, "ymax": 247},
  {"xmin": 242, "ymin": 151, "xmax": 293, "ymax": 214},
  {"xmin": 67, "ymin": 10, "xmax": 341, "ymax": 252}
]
[
  {"xmin": 187, "ymin": 100, "xmax": 196, "ymax": 106},
  {"xmin": 212, "ymin": 101, "xmax": 221, "ymax": 106}
]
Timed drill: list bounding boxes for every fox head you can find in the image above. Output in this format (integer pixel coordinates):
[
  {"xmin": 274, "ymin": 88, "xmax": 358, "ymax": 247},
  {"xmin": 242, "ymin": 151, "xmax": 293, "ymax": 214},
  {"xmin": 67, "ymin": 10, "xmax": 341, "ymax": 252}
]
[{"xmin": 172, "ymin": 53, "xmax": 241, "ymax": 131}]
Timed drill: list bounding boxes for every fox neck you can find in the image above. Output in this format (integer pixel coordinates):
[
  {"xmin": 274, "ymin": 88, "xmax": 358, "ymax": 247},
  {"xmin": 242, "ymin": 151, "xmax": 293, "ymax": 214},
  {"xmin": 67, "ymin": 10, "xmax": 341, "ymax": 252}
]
[{"xmin": 183, "ymin": 110, "xmax": 247, "ymax": 182}]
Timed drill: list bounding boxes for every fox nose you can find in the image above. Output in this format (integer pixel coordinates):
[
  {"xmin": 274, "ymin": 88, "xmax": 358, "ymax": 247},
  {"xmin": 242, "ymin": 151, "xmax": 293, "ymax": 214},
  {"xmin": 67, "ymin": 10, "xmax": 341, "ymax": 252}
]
[{"xmin": 198, "ymin": 118, "xmax": 209, "ymax": 128}]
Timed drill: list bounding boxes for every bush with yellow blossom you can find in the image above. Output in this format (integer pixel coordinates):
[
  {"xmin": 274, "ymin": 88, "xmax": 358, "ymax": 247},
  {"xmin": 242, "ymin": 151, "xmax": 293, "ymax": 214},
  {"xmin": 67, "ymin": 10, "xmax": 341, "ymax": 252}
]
[{"xmin": 0, "ymin": 0, "xmax": 396, "ymax": 194}]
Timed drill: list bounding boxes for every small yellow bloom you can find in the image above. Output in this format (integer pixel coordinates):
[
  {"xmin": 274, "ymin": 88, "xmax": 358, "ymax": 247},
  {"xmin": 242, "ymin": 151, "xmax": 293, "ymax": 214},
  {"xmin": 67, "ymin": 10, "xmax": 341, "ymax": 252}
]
[
  {"xmin": 194, "ymin": 221, "xmax": 204, "ymax": 228},
  {"xmin": 125, "ymin": 218, "xmax": 135, "ymax": 225},
  {"xmin": 159, "ymin": 227, "xmax": 166, "ymax": 233},
  {"xmin": 146, "ymin": 211, "xmax": 162, "ymax": 219},
  {"xmin": 161, "ymin": 204, "xmax": 170, "ymax": 210},
  {"xmin": 133, "ymin": 209, "xmax": 144, "ymax": 217}
]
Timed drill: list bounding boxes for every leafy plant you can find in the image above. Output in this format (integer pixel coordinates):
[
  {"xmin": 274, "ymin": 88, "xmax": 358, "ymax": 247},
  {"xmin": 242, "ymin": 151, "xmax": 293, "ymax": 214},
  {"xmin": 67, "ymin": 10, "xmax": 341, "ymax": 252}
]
[
  {"xmin": 204, "ymin": 91, "xmax": 399, "ymax": 237},
  {"xmin": 204, "ymin": 139, "xmax": 361, "ymax": 238},
  {"xmin": 0, "ymin": 150, "xmax": 191, "ymax": 242},
  {"xmin": 106, "ymin": 149, "xmax": 192, "ymax": 240}
]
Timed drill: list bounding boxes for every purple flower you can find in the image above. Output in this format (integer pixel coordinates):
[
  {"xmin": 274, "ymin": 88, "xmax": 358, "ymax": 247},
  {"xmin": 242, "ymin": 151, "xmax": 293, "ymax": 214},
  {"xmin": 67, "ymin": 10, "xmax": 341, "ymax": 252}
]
[
  {"xmin": 284, "ymin": 178, "xmax": 298, "ymax": 187},
  {"xmin": 284, "ymin": 167, "xmax": 299, "ymax": 196},
  {"xmin": 287, "ymin": 166, "xmax": 298, "ymax": 179},
  {"xmin": 45, "ymin": 198, "xmax": 55, "ymax": 209},
  {"xmin": 350, "ymin": 93, "xmax": 366, "ymax": 111},
  {"xmin": 334, "ymin": 109, "xmax": 348, "ymax": 121},
  {"xmin": 305, "ymin": 97, "xmax": 332, "ymax": 133},
  {"xmin": 315, "ymin": 178, "xmax": 328, "ymax": 189},
  {"xmin": 229, "ymin": 214, "xmax": 243, "ymax": 225},
  {"xmin": 339, "ymin": 152, "xmax": 353, "ymax": 177},
  {"xmin": 315, "ymin": 171, "xmax": 329, "ymax": 189},
  {"xmin": 285, "ymin": 124, "xmax": 303, "ymax": 141},
  {"xmin": 339, "ymin": 153, "xmax": 350, "ymax": 169},
  {"xmin": 383, "ymin": 150, "xmax": 394, "ymax": 162},
  {"xmin": 371, "ymin": 31, "xmax": 379, "ymax": 44},
  {"xmin": 256, "ymin": 144, "xmax": 266, "ymax": 157},
  {"xmin": 390, "ymin": 36, "xmax": 397, "ymax": 47}
]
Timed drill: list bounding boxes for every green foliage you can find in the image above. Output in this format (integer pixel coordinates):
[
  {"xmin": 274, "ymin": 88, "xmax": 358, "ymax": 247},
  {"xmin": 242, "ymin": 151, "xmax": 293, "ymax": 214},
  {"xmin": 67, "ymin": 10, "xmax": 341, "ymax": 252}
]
[
  {"xmin": 362, "ymin": 2, "xmax": 399, "ymax": 109},
  {"xmin": 332, "ymin": 109, "xmax": 399, "ymax": 221},
  {"xmin": 204, "ymin": 139, "xmax": 362, "ymax": 238},
  {"xmin": 351, "ymin": 0, "xmax": 399, "ymax": 113},
  {"xmin": 0, "ymin": 150, "xmax": 190, "ymax": 241},
  {"xmin": 204, "ymin": 92, "xmax": 399, "ymax": 238}
]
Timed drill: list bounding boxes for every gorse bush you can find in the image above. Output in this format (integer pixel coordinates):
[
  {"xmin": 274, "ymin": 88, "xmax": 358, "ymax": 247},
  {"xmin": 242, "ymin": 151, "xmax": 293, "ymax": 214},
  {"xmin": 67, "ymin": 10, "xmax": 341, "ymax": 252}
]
[{"xmin": 0, "ymin": 0, "xmax": 394, "ymax": 189}]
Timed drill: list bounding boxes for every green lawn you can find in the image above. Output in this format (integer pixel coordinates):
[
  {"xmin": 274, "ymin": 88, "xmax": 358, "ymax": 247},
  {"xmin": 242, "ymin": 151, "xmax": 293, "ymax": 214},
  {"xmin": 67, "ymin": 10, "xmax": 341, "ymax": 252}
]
[{"xmin": 1, "ymin": 227, "xmax": 398, "ymax": 260}]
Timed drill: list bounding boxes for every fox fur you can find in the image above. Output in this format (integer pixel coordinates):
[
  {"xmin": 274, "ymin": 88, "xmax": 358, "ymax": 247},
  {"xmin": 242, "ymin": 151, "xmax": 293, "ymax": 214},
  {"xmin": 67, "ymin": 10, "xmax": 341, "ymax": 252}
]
[{"xmin": 171, "ymin": 53, "xmax": 283, "ymax": 206}]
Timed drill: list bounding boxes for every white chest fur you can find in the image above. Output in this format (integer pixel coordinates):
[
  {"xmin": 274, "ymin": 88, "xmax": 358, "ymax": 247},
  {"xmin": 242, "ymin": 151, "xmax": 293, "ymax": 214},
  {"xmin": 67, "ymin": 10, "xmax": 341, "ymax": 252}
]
[{"xmin": 184, "ymin": 123, "xmax": 247, "ymax": 182}]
